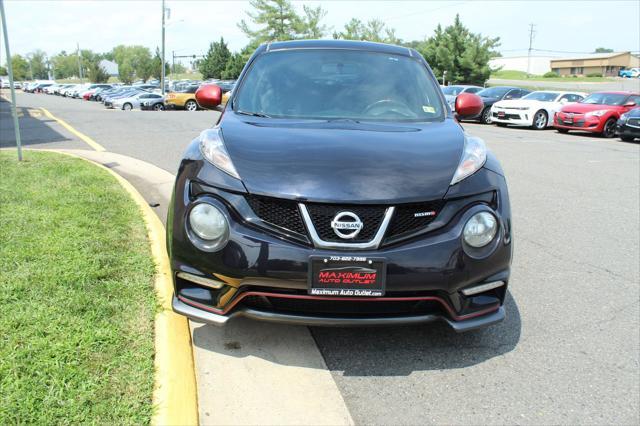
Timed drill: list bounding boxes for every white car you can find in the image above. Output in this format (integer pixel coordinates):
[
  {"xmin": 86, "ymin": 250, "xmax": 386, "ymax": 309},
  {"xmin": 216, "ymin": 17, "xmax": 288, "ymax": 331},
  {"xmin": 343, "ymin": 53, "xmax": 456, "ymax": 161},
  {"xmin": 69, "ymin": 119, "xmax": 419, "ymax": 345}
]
[
  {"xmin": 44, "ymin": 84, "xmax": 61, "ymax": 94},
  {"xmin": 113, "ymin": 92, "xmax": 164, "ymax": 110},
  {"xmin": 491, "ymin": 91, "xmax": 587, "ymax": 129},
  {"xmin": 1, "ymin": 80, "xmax": 10, "ymax": 88}
]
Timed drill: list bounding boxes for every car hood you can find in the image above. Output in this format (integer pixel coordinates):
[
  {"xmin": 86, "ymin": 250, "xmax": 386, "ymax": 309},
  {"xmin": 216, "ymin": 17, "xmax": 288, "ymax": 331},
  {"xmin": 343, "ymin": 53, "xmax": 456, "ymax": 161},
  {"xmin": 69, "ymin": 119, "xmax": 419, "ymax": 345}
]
[
  {"xmin": 220, "ymin": 114, "xmax": 465, "ymax": 203},
  {"xmin": 560, "ymin": 103, "xmax": 620, "ymax": 113},
  {"xmin": 480, "ymin": 96, "xmax": 500, "ymax": 106},
  {"xmin": 493, "ymin": 99, "xmax": 548, "ymax": 108}
]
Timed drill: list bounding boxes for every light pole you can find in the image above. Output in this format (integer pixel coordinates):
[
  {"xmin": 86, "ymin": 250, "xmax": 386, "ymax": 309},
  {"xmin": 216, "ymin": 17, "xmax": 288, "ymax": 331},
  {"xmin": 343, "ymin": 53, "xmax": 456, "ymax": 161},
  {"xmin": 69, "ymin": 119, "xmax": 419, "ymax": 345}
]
[
  {"xmin": 0, "ymin": 0, "xmax": 23, "ymax": 161},
  {"xmin": 161, "ymin": 0, "xmax": 168, "ymax": 95}
]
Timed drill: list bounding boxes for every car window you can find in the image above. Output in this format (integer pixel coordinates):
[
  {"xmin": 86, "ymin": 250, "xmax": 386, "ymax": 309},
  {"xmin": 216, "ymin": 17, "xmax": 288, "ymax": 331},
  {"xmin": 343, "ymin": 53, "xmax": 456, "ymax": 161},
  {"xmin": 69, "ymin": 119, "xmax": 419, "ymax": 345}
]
[
  {"xmin": 523, "ymin": 92, "xmax": 559, "ymax": 102},
  {"xmin": 627, "ymin": 95, "xmax": 640, "ymax": 105},
  {"xmin": 477, "ymin": 87, "xmax": 511, "ymax": 98},
  {"xmin": 235, "ymin": 49, "xmax": 444, "ymax": 122},
  {"xmin": 581, "ymin": 93, "xmax": 629, "ymax": 106},
  {"xmin": 465, "ymin": 87, "xmax": 482, "ymax": 93}
]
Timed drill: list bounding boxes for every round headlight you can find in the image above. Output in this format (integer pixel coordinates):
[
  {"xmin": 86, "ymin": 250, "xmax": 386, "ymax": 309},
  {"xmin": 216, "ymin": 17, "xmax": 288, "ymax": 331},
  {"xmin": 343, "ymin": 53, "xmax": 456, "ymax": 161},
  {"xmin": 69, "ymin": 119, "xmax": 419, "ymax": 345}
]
[
  {"xmin": 463, "ymin": 212, "xmax": 498, "ymax": 248},
  {"xmin": 189, "ymin": 203, "xmax": 228, "ymax": 242}
]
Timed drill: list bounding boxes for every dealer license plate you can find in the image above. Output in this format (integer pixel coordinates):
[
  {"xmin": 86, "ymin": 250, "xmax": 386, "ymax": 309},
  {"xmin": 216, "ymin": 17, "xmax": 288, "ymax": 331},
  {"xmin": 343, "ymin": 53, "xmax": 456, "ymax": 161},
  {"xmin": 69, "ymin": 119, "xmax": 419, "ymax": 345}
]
[{"xmin": 308, "ymin": 256, "xmax": 386, "ymax": 297}]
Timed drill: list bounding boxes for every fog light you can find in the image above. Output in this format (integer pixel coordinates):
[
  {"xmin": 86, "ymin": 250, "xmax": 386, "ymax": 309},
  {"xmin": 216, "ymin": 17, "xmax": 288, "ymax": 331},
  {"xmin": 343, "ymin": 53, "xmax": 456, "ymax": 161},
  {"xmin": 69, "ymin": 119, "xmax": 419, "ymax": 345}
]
[
  {"xmin": 188, "ymin": 203, "xmax": 229, "ymax": 251},
  {"xmin": 463, "ymin": 212, "xmax": 498, "ymax": 248}
]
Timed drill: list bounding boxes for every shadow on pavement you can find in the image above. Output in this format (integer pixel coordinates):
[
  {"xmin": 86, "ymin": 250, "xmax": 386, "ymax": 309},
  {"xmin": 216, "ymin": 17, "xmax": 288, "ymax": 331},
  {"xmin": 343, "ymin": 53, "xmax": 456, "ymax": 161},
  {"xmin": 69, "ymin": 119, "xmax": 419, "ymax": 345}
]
[
  {"xmin": 191, "ymin": 292, "xmax": 521, "ymax": 376},
  {"xmin": 0, "ymin": 98, "xmax": 71, "ymax": 148},
  {"xmin": 311, "ymin": 291, "xmax": 521, "ymax": 376}
]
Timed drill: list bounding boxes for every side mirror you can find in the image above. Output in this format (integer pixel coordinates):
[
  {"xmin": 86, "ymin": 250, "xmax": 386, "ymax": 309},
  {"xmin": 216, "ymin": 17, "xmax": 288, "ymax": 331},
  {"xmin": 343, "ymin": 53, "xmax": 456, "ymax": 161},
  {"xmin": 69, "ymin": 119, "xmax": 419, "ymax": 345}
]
[
  {"xmin": 455, "ymin": 93, "xmax": 484, "ymax": 120},
  {"xmin": 195, "ymin": 84, "xmax": 222, "ymax": 110},
  {"xmin": 623, "ymin": 101, "xmax": 636, "ymax": 107}
]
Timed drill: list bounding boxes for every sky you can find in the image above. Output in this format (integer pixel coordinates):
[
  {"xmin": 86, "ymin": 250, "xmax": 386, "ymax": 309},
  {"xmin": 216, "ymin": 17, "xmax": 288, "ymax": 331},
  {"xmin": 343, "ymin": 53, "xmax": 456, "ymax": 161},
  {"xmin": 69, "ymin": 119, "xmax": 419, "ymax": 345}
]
[{"xmin": 1, "ymin": 0, "xmax": 639, "ymax": 66}]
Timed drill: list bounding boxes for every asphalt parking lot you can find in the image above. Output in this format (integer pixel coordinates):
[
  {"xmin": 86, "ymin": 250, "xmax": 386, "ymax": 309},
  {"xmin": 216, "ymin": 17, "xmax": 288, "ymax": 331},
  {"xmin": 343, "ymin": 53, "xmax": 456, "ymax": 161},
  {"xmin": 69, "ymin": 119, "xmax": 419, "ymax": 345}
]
[{"xmin": 2, "ymin": 92, "xmax": 639, "ymax": 424}]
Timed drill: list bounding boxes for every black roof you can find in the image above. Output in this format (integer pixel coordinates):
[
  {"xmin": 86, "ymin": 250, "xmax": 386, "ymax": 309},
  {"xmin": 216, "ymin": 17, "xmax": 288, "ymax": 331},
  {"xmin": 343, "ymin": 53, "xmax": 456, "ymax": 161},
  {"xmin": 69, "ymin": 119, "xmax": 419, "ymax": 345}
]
[{"xmin": 263, "ymin": 39, "xmax": 415, "ymax": 57}]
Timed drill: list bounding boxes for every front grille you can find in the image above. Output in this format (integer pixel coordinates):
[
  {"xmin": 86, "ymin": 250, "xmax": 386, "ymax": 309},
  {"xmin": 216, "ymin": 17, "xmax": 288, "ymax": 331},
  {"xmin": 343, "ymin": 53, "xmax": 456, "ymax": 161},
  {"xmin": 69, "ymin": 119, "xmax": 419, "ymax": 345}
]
[
  {"xmin": 627, "ymin": 118, "xmax": 640, "ymax": 128},
  {"xmin": 556, "ymin": 117, "xmax": 585, "ymax": 127},
  {"xmin": 245, "ymin": 195, "xmax": 306, "ymax": 235},
  {"xmin": 245, "ymin": 195, "xmax": 444, "ymax": 245},
  {"xmin": 305, "ymin": 203, "xmax": 386, "ymax": 242},
  {"xmin": 387, "ymin": 201, "xmax": 445, "ymax": 239},
  {"xmin": 493, "ymin": 112, "xmax": 521, "ymax": 120}
]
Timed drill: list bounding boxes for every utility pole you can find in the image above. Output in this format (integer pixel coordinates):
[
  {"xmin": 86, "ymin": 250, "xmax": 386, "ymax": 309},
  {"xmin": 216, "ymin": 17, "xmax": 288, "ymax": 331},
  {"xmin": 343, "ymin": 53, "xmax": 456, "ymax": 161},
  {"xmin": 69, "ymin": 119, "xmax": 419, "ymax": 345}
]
[
  {"xmin": 0, "ymin": 0, "xmax": 23, "ymax": 160},
  {"xmin": 76, "ymin": 42, "xmax": 84, "ymax": 83},
  {"xmin": 27, "ymin": 55, "xmax": 34, "ymax": 80},
  {"xmin": 172, "ymin": 50, "xmax": 175, "ymax": 77},
  {"xmin": 526, "ymin": 23, "xmax": 536, "ymax": 77},
  {"xmin": 161, "ymin": 0, "xmax": 166, "ymax": 95}
]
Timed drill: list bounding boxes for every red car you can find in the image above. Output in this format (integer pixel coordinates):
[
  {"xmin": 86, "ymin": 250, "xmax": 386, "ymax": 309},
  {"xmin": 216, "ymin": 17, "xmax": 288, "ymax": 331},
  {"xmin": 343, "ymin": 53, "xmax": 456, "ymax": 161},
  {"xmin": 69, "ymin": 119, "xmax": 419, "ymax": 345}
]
[
  {"xmin": 554, "ymin": 91, "xmax": 640, "ymax": 138},
  {"xmin": 82, "ymin": 90, "xmax": 96, "ymax": 101}
]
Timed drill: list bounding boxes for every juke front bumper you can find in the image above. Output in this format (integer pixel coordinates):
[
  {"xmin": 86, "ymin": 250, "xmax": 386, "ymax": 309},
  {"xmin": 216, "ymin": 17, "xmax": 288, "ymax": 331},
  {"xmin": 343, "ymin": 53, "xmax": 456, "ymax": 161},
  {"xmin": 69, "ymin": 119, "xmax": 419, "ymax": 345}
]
[{"xmin": 168, "ymin": 147, "xmax": 513, "ymax": 332}]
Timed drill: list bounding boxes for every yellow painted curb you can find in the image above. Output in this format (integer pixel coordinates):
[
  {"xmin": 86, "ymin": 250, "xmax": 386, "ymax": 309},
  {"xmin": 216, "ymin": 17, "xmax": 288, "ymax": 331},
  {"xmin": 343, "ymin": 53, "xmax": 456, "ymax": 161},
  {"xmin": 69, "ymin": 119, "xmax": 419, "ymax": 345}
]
[
  {"xmin": 39, "ymin": 107, "xmax": 107, "ymax": 152},
  {"xmin": 31, "ymin": 149, "xmax": 199, "ymax": 426}
]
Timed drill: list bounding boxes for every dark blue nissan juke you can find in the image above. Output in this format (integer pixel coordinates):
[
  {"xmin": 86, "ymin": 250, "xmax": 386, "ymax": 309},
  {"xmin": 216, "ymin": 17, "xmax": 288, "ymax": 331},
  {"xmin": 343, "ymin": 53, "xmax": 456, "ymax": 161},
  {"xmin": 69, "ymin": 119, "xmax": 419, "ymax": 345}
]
[{"xmin": 167, "ymin": 40, "xmax": 513, "ymax": 332}]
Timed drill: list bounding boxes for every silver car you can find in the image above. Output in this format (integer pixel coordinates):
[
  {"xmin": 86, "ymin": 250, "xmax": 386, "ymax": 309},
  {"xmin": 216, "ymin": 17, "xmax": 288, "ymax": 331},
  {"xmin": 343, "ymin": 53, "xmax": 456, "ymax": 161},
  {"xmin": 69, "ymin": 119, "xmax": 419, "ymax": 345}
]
[{"xmin": 113, "ymin": 92, "xmax": 164, "ymax": 110}]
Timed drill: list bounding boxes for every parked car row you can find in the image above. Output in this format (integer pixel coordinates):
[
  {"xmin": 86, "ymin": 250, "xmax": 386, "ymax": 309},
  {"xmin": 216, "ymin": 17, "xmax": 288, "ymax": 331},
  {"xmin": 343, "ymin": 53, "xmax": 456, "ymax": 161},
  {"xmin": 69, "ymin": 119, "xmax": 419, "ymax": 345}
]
[
  {"xmin": 446, "ymin": 85, "xmax": 639, "ymax": 142},
  {"xmin": 18, "ymin": 78, "xmax": 236, "ymax": 112}
]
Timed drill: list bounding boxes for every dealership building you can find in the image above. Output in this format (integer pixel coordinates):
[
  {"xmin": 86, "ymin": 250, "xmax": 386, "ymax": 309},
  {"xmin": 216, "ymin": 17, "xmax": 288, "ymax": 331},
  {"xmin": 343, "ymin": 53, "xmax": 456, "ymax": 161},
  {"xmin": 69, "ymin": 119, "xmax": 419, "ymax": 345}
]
[{"xmin": 550, "ymin": 52, "xmax": 640, "ymax": 76}]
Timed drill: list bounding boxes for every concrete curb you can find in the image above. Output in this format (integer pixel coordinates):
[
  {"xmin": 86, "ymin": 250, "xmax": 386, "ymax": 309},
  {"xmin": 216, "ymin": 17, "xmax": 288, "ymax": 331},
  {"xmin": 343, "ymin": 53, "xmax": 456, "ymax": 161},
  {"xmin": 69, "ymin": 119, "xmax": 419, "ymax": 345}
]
[{"xmin": 30, "ymin": 149, "xmax": 199, "ymax": 426}]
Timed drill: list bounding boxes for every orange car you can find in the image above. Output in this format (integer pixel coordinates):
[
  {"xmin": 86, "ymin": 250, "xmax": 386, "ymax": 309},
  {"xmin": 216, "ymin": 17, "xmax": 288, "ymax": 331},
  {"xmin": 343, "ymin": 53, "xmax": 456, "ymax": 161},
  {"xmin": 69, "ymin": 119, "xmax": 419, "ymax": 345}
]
[{"xmin": 165, "ymin": 85, "xmax": 201, "ymax": 111}]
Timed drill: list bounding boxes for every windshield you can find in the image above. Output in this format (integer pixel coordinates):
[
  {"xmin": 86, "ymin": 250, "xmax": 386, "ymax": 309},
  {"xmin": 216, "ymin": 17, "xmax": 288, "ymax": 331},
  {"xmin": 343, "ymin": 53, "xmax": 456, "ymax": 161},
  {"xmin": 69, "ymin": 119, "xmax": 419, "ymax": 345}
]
[
  {"xmin": 580, "ymin": 93, "xmax": 628, "ymax": 106},
  {"xmin": 234, "ymin": 49, "xmax": 444, "ymax": 121},
  {"xmin": 477, "ymin": 87, "xmax": 511, "ymax": 98},
  {"xmin": 441, "ymin": 86, "xmax": 465, "ymax": 96},
  {"xmin": 522, "ymin": 92, "xmax": 560, "ymax": 102}
]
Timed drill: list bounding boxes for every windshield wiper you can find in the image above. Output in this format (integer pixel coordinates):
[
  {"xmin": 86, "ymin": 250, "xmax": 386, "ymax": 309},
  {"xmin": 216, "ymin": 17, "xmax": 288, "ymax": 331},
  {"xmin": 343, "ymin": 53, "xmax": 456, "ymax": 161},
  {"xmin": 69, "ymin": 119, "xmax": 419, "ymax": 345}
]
[{"xmin": 236, "ymin": 110, "xmax": 271, "ymax": 118}]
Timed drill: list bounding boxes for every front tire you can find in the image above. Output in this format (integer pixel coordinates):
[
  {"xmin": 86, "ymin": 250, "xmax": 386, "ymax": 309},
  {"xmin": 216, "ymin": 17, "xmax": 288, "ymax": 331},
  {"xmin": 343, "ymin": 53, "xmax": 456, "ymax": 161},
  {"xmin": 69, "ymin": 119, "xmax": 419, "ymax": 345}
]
[
  {"xmin": 601, "ymin": 118, "xmax": 617, "ymax": 138},
  {"xmin": 480, "ymin": 107, "xmax": 492, "ymax": 124},
  {"xmin": 185, "ymin": 100, "xmax": 198, "ymax": 111},
  {"xmin": 620, "ymin": 135, "xmax": 635, "ymax": 142},
  {"xmin": 557, "ymin": 128, "xmax": 569, "ymax": 134},
  {"xmin": 153, "ymin": 103, "xmax": 165, "ymax": 111},
  {"xmin": 532, "ymin": 110, "xmax": 548, "ymax": 130},
  {"xmin": 123, "ymin": 103, "xmax": 133, "ymax": 111}
]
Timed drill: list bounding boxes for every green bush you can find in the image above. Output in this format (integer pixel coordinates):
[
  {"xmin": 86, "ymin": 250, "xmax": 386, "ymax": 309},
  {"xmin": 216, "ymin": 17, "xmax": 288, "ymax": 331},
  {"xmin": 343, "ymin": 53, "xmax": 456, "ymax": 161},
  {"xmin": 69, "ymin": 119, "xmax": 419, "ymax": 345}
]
[
  {"xmin": 586, "ymin": 73, "xmax": 602, "ymax": 77},
  {"xmin": 543, "ymin": 71, "xmax": 559, "ymax": 78}
]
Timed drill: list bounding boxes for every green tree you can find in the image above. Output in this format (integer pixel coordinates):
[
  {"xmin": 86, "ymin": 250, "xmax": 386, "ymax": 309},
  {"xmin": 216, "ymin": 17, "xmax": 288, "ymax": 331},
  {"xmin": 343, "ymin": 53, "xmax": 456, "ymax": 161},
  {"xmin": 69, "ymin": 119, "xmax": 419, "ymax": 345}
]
[
  {"xmin": 0, "ymin": 65, "xmax": 7, "ymax": 76},
  {"xmin": 150, "ymin": 47, "xmax": 170, "ymax": 80},
  {"xmin": 111, "ymin": 45, "xmax": 152, "ymax": 80},
  {"xmin": 28, "ymin": 50, "xmax": 49, "ymax": 79},
  {"xmin": 593, "ymin": 47, "xmax": 614, "ymax": 53},
  {"xmin": 86, "ymin": 61, "xmax": 109, "ymax": 83},
  {"xmin": 118, "ymin": 60, "xmax": 135, "ymax": 84},
  {"xmin": 333, "ymin": 18, "xmax": 400, "ymax": 44},
  {"xmin": 238, "ymin": 0, "xmax": 302, "ymax": 44},
  {"xmin": 298, "ymin": 5, "xmax": 328, "ymax": 38},
  {"xmin": 199, "ymin": 37, "xmax": 232, "ymax": 79},
  {"xmin": 221, "ymin": 52, "xmax": 247, "ymax": 79},
  {"xmin": 415, "ymin": 14, "xmax": 499, "ymax": 85},
  {"xmin": 51, "ymin": 52, "xmax": 78, "ymax": 79},
  {"xmin": 10, "ymin": 55, "xmax": 29, "ymax": 80},
  {"xmin": 171, "ymin": 62, "xmax": 186, "ymax": 74}
]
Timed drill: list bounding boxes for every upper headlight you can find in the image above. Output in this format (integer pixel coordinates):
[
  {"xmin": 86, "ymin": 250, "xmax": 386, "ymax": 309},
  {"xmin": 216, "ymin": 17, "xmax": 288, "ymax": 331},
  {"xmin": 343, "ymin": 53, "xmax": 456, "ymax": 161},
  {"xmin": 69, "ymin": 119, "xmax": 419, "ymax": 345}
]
[
  {"xmin": 199, "ymin": 128, "xmax": 241, "ymax": 179},
  {"xmin": 585, "ymin": 109, "xmax": 608, "ymax": 118},
  {"xmin": 450, "ymin": 134, "xmax": 487, "ymax": 185},
  {"xmin": 463, "ymin": 212, "xmax": 498, "ymax": 248},
  {"xmin": 187, "ymin": 203, "xmax": 229, "ymax": 252}
]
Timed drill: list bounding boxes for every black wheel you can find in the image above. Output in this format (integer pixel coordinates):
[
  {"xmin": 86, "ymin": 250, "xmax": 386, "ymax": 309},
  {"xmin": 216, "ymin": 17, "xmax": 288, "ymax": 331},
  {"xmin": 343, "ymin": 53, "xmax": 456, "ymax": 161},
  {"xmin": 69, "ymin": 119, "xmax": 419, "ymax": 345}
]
[
  {"xmin": 153, "ymin": 103, "xmax": 165, "ymax": 111},
  {"xmin": 496, "ymin": 123, "xmax": 507, "ymax": 127},
  {"xmin": 185, "ymin": 100, "xmax": 198, "ymax": 111},
  {"xmin": 480, "ymin": 107, "xmax": 492, "ymax": 124},
  {"xmin": 557, "ymin": 128, "xmax": 569, "ymax": 134},
  {"xmin": 620, "ymin": 135, "xmax": 635, "ymax": 142},
  {"xmin": 123, "ymin": 103, "xmax": 133, "ymax": 111},
  {"xmin": 532, "ymin": 110, "xmax": 548, "ymax": 130},
  {"xmin": 601, "ymin": 118, "xmax": 617, "ymax": 138}
]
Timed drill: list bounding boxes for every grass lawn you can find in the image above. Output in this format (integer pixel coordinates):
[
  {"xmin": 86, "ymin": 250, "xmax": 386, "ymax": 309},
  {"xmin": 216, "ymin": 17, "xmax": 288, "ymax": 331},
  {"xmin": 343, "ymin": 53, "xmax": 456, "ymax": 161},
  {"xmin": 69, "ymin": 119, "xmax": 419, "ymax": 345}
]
[
  {"xmin": 0, "ymin": 151, "xmax": 156, "ymax": 424},
  {"xmin": 491, "ymin": 69, "xmax": 615, "ymax": 82}
]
